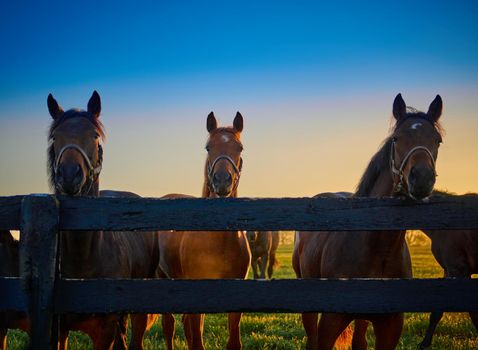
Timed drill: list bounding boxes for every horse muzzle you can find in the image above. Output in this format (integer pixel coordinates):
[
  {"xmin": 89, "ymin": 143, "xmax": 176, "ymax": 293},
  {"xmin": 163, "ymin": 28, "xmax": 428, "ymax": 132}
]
[
  {"xmin": 55, "ymin": 163, "xmax": 85, "ymax": 196},
  {"xmin": 407, "ymin": 165, "xmax": 436, "ymax": 200},
  {"xmin": 211, "ymin": 171, "xmax": 234, "ymax": 197}
]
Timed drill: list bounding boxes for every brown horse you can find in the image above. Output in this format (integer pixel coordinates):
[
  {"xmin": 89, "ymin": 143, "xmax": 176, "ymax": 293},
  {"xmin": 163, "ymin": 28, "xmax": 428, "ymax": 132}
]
[
  {"xmin": 47, "ymin": 92, "xmax": 159, "ymax": 350},
  {"xmin": 293, "ymin": 93, "xmax": 444, "ymax": 350},
  {"xmin": 157, "ymin": 112, "xmax": 251, "ymax": 350},
  {"xmin": 0, "ymin": 230, "xmax": 29, "ymax": 350},
  {"xmin": 418, "ymin": 190, "xmax": 478, "ymax": 349},
  {"xmin": 246, "ymin": 231, "xmax": 279, "ymax": 279}
]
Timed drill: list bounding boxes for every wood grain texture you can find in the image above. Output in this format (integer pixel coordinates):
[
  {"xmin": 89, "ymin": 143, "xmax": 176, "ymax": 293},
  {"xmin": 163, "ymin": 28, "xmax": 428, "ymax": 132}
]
[
  {"xmin": 20, "ymin": 195, "xmax": 59, "ymax": 350},
  {"xmin": 2, "ymin": 195, "xmax": 478, "ymax": 231},
  {"xmin": 57, "ymin": 195, "xmax": 478, "ymax": 231},
  {"xmin": 55, "ymin": 278, "xmax": 478, "ymax": 314}
]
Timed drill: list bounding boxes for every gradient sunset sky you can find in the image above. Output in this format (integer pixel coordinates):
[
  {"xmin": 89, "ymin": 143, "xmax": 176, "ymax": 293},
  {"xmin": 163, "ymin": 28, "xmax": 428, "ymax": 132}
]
[{"xmin": 0, "ymin": 1, "xmax": 477, "ymax": 197}]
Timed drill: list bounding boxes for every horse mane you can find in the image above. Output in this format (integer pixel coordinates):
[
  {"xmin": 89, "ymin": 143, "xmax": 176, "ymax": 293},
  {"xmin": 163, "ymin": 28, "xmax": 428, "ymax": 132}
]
[
  {"xmin": 354, "ymin": 108, "xmax": 443, "ymax": 197},
  {"xmin": 47, "ymin": 109, "xmax": 105, "ymax": 190},
  {"xmin": 432, "ymin": 189, "xmax": 478, "ymax": 197}
]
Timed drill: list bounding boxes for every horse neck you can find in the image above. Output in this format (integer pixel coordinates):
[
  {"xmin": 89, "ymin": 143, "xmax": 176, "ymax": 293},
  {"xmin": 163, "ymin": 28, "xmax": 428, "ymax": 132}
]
[
  {"xmin": 60, "ymin": 179, "xmax": 103, "ymax": 276},
  {"xmin": 361, "ymin": 170, "xmax": 407, "ymax": 251}
]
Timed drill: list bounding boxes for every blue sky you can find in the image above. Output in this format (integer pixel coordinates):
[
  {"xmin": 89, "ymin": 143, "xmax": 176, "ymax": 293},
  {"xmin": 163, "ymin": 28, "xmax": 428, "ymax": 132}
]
[
  {"xmin": 1, "ymin": 1, "xmax": 477, "ymax": 101},
  {"xmin": 1, "ymin": 1, "xmax": 477, "ymax": 196}
]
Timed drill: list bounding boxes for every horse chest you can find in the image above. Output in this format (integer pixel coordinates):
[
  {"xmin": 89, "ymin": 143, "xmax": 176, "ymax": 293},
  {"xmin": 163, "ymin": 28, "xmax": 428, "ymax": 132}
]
[{"xmin": 180, "ymin": 231, "xmax": 250, "ymax": 279}]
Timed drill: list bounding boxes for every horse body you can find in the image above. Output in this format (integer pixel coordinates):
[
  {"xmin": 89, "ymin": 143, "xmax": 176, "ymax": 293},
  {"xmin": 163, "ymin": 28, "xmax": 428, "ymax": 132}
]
[
  {"xmin": 247, "ymin": 231, "xmax": 279, "ymax": 279},
  {"xmin": 293, "ymin": 94, "xmax": 444, "ymax": 350},
  {"xmin": 0, "ymin": 230, "xmax": 29, "ymax": 350},
  {"xmin": 418, "ymin": 191, "xmax": 478, "ymax": 349},
  {"xmin": 47, "ymin": 92, "xmax": 159, "ymax": 350},
  {"xmin": 157, "ymin": 112, "xmax": 251, "ymax": 350}
]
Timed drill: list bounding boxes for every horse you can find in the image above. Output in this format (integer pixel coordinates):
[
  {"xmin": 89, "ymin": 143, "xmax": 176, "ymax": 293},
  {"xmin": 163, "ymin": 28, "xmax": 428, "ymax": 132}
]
[
  {"xmin": 246, "ymin": 231, "xmax": 279, "ymax": 279},
  {"xmin": 418, "ymin": 190, "xmax": 478, "ymax": 349},
  {"xmin": 0, "ymin": 230, "xmax": 29, "ymax": 350},
  {"xmin": 47, "ymin": 92, "xmax": 160, "ymax": 350},
  {"xmin": 293, "ymin": 93, "xmax": 444, "ymax": 350},
  {"xmin": 157, "ymin": 112, "xmax": 251, "ymax": 350}
]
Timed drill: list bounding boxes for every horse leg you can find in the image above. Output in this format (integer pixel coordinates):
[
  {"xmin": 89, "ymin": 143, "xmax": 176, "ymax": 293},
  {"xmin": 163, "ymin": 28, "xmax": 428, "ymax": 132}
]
[
  {"xmin": 260, "ymin": 254, "xmax": 268, "ymax": 279},
  {"xmin": 85, "ymin": 316, "xmax": 119, "ymax": 350},
  {"xmin": 317, "ymin": 313, "xmax": 352, "ymax": 350},
  {"xmin": 226, "ymin": 312, "xmax": 242, "ymax": 350},
  {"xmin": 301, "ymin": 313, "xmax": 318, "ymax": 349},
  {"xmin": 352, "ymin": 320, "xmax": 369, "ymax": 350},
  {"xmin": 251, "ymin": 258, "xmax": 259, "ymax": 279},
  {"xmin": 0, "ymin": 328, "xmax": 6, "ymax": 350},
  {"xmin": 58, "ymin": 330, "xmax": 69, "ymax": 350},
  {"xmin": 267, "ymin": 252, "xmax": 276, "ymax": 279},
  {"xmin": 112, "ymin": 313, "xmax": 128, "ymax": 350},
  {"xmin": 129, "ymin": 314, "xmax": 149, "ymax": 350},
  {"xmin": 468, "ymin": 312, "xmax": 478, "ymax": 332},
  {"xmin": 182, "ymin": 314, "xmax": 193, "ymax": 349},
  {"xmin": 372, "ymin": 313, "xmax": 403, "ymax": 350},
  {"xmin": 161, "ymin": 313, "xmax": 176, "ymax": 350},
  {"xmin": 188, "ymin": 314, "xmax": 205, "ymax": 350},
  {"xmin": 418, "ymin": 312, "xmax": 443, "ymax": 349}
]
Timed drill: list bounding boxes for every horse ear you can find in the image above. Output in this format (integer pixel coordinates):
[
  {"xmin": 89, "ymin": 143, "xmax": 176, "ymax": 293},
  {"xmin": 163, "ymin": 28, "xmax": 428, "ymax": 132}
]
[
  {"xmin": 47, "ymin": 93, "xmax": 64, "ymax": 119},
  {"xmin": 427, "ymin": 95, "xmax": 443, "ymax": 122},
  {"xmin": 233, "ymin": 112, "xmax": 243, "ymax": 133},
  {"xmin": 87, "ymin": 90, "xmax": 101, "ymax": 118},
  {"xmin": 207, "ymin": 112, "xmax": 217, "ymax": 132},
  {"xmin": 392, "ymin": 93, "xmax": 407, "ymax": 120}
]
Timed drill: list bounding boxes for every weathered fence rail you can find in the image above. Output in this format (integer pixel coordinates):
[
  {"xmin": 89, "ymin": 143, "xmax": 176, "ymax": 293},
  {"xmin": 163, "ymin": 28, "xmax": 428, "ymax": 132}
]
[
  {"xmin": 3, "ymin": 195, "xmax": 478, "ymax": 231},
  {"xmin": 1, "ymin": 194, "xmax": 478, "ymax": 349}
]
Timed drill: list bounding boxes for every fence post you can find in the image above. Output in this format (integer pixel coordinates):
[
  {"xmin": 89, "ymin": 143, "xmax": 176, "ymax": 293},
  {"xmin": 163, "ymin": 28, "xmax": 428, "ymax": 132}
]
[{"xmin": 20, "ymin": 195, "xmax": 60, "ymax": 350}]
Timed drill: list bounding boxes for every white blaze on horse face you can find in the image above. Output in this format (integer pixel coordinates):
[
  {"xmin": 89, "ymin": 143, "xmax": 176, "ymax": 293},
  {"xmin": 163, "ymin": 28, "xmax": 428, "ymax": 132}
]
[
  {"xmin": 411, "ymin": 122, "xmax": 423, "ymax": 130},
  {"xmin": 221, "ymin": 134, "xmax": 230, "ymax": 143}
]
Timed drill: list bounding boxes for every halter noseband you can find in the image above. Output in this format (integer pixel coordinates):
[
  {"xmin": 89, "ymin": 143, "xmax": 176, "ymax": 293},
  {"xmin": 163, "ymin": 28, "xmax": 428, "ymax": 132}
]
[
  {"xmin": 53, "ymin": 143, "xmax": 103, "ymax": 194},
  {"xmin": 390, "ymin": 139, "xmax": 436, "ymax": 195},
  {"xmin": 207, "ymin": 155, "xmax": 243, "ymax": 195}
]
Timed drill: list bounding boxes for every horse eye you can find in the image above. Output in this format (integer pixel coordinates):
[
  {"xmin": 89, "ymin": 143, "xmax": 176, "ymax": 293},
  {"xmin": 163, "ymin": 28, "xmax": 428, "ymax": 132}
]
[{"xmin": 205, "ymin": 145, "xmax": 210, "ymax": 152}]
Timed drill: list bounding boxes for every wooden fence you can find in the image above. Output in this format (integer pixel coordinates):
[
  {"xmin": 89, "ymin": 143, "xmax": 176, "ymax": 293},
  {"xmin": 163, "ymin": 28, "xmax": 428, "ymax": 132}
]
[{"xmin": 1, "ymin": 194, "xmax": 478, "ymax": 349}]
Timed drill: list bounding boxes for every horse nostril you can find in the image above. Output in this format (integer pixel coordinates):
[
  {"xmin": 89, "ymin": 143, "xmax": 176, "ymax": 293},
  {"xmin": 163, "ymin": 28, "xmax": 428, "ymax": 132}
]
[
  {"xmin": 410, "ymin": 167, "xmax": 417, "ymax": 178},
  {"xmin": 213, "ymin": 172, "xmax": 232, "ymax": 184},
  {"xmin": 74, "ymin": 165, "xmax": 82, "ymax": 176}
]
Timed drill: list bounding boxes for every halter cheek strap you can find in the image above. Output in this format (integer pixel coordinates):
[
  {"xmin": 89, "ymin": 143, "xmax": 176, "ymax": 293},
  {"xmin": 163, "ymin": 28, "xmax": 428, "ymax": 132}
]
[
  {"xmin": 207, "ymin": 155, "xmax": 243, "ymax": 195},
  {"xmin": 390, "ymin": 140, "xmax": 436, "ymax": 195},
  {"xmin": 54, "ymin": 143, "xmax": 102, "ymax": 194}
]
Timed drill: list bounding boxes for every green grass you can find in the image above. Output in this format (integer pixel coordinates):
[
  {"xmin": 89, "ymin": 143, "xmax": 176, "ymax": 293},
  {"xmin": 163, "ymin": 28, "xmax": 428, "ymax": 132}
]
[{"xmin": 6, "ymin": 236, "xmax": 478, "ymax": 349}]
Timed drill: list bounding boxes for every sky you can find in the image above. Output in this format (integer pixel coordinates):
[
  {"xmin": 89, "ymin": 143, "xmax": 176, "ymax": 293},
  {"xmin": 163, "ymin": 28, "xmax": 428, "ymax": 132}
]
[{"xmin": 0, "ymin": 1, "xmax": 477, "ymax": 197}]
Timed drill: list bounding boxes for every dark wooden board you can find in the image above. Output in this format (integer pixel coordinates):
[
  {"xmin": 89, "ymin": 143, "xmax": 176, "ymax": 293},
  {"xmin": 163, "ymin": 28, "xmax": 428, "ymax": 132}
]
[
  {"xmin": 20, "ymin": 195, "xmax": 59, "ymax": 350},
  {"xmin": 55, "ymin": 278, "xmax": 478, "ymax": 314},
  {"xmin": 0, "ymin": 277, "xmax": 27, "ymax": 311},
  {"xmin": 57, "ymin": 195, "xmax": 478, "ymax": 231},
  {"xmin": 0, "ymin": 195, "xmax": 24, "ymax": 230}
]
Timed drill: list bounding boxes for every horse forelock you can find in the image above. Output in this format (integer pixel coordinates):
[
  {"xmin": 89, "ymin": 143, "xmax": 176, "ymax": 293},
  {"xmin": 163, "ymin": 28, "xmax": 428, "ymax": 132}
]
[{"xmin": 207, "ymin": 127, "xmax": 242, "ymax": 145}]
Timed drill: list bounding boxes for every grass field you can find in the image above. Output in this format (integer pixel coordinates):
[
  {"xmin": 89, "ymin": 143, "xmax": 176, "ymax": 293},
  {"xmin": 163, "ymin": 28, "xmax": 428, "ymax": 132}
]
[{"xmin": 6, "ymin": 233, "xmax": 478, "ymax": 349}]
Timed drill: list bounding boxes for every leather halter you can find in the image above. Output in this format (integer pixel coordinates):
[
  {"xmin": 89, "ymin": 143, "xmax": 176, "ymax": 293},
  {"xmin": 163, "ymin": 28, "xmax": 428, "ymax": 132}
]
[
  {"xmin": 389, "ymin": 139, "xmax": 436, "ymax": 195},
  {"xmin": 207, "ymin": 155, "xmax": 243, "ymax": 195},
  {"xmin": 53, "ymin": 143, "xmax": 103, "ymax": 195}
]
